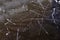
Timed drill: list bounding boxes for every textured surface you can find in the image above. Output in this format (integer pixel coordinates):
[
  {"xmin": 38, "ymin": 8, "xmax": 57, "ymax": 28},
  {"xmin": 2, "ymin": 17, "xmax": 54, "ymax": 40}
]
[{"xmin": 0, "ymin": 0, "xmax": 59, "ymax": 40}]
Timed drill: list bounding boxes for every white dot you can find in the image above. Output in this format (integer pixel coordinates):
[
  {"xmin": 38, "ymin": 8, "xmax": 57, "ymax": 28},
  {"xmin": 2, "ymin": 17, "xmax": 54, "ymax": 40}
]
[
  {"xmin": 31, "ymin": 1, "xmax": 34, "ymax": 2},
  {"xmin": 3, "ymin": 10, "xmax": 5, "ymax": 13},
  {"xmin": 55, "ymin": 0, "xmax": 58, "ymax": 2},
  {"xmin": 6, "ymin": 32, "xmax": 10, "ymax": 36},
  {"xmin": 6, "ymin": 33, "xmax": 9, "ymax": 36}
]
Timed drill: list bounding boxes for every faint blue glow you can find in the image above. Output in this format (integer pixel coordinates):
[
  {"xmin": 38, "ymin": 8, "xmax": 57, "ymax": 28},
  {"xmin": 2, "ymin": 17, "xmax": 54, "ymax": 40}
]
[{"xmin": 52, "ymin": 8, "xmax": 56, "ymax": 24}]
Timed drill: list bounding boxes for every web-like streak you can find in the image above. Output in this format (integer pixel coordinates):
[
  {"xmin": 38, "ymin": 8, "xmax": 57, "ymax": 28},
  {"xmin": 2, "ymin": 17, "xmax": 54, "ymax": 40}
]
[{"xmin": 0, "ymin": 0, "xmax": 58, "ymax": 40}]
